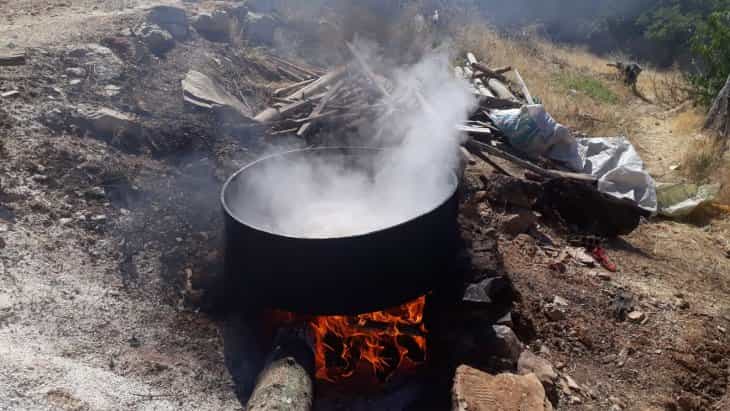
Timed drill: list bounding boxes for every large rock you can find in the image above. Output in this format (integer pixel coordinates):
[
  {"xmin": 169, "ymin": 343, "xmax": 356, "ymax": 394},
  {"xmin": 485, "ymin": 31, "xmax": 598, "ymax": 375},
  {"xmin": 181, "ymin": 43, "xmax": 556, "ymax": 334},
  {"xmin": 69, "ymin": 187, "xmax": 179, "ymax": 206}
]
[
  {"xmin": 453, "ymin": 366, "xmax": 554, "ymax": 411},
  {"xmin": 66, "ymin": 44, "xmax": 124, "ymax": 82},
  {"xmin": 192, "ymin": 10, "xmax": 234, "ymax": 42},
  {"xmin": 482, "ymin": 325, "xmax": 523, "ymax": 362},
  {"xmin": 73, "ymin": 105, "xmax": 141, "ymax": 151},
  {"xmin": 499, "ymin": 209, "xmax": 538, "ymax": 237},
  {"xmin": 135, "ymin": 23, "xmax": 175, "ymax": 56},
  {"xmin": 518, "ymin": 351, "xmax": 558, "ymax": 393},
  {"xmin": 147, "ymin": 5, "xmax": 189, "ymax": 39},
  {"xmin": 246, "ymin": 12, "xmax": 278, "ymax": 45},
  {"xmin": 463, "ymin": 276, "xmax": 515, "ymax": 306}
]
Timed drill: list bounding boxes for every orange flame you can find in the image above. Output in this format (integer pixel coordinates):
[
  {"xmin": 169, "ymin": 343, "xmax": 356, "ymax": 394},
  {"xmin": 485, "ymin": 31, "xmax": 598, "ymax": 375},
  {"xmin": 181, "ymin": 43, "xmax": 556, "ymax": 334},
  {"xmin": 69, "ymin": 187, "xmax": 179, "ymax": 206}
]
[{"xmin": 272, "ymin": 297, "xmax": 428, "ymax": 383}]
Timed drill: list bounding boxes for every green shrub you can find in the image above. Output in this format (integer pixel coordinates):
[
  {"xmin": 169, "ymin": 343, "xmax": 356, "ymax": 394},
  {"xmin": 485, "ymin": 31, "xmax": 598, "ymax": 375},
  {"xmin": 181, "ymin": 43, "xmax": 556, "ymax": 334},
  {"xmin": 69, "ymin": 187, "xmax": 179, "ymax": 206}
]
[{"xmin": 555, "ymin": 73, "xmax": 619, "ymax": 104}]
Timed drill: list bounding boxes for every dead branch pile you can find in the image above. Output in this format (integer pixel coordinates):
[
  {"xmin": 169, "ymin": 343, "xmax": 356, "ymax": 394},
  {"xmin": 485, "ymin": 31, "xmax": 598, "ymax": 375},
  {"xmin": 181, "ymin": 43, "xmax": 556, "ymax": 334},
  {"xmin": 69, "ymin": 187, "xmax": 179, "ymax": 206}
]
[{"xmin": 252, "ymin": 47, "xmax": 531, "ymax": 141}]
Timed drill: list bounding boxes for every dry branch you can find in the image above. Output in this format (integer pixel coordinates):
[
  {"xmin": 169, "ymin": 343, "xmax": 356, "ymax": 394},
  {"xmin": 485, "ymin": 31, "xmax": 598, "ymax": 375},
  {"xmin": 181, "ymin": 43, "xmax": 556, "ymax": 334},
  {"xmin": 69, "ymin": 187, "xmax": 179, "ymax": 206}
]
[
  {"xmin": 297, "ymin": 80, "xmax": 344, "ymax": 138},
  {"xmin": 273, "ymin": 78, "xmax": 316, "ymax": 97}
]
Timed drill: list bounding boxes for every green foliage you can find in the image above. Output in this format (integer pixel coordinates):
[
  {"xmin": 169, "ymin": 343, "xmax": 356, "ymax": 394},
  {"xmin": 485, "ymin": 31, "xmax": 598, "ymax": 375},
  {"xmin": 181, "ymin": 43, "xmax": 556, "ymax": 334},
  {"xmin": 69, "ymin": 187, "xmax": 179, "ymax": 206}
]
[
  {"xmin": 555, "ymin": 73, "xmax": 619, "ymax": 104},
  {"xmin": 689, "ymin": 11, "xmax": 730, "ymax": 104}
]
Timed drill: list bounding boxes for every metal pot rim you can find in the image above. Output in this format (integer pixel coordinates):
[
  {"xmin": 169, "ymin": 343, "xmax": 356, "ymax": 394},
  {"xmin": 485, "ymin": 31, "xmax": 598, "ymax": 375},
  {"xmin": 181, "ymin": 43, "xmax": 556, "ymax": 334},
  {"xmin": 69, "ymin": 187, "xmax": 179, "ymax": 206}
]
[{"xmin": 220, "ymin": 146, "xmax": 459, "ymax": 240}]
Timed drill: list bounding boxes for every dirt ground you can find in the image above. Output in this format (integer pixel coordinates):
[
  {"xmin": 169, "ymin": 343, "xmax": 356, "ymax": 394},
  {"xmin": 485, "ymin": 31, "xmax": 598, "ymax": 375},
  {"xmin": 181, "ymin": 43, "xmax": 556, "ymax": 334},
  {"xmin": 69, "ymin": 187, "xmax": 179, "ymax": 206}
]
[{"xmin": 1, "ymin": 1, "xmax": 729, "ymax": 410}]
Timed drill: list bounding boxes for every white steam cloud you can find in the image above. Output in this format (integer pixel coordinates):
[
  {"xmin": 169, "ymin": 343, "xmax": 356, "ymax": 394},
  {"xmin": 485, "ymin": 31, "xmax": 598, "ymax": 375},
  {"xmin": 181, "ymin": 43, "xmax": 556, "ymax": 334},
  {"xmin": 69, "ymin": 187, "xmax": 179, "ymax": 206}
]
[{"xmin": 228, "ymin": 46, "xmax": 475, "ymax": 238}]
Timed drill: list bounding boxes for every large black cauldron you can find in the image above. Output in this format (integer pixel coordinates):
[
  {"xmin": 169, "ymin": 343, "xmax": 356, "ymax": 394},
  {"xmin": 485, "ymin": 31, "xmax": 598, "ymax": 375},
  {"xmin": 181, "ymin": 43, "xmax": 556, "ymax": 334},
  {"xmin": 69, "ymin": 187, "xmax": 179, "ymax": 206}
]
[{"xmin": 221, "ymin": 147, "xmax": 459, "ymax": 315}]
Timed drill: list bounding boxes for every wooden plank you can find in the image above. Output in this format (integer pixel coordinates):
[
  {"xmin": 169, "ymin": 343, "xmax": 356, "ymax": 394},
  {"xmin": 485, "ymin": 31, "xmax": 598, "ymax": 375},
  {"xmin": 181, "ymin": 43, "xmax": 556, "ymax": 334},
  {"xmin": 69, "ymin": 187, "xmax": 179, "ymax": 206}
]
[
  {"xmin": 346, "ymin": 42, "xmax": 391, "ymax": 99},
  {"xmin": 471, "ymin": 62, "xmax": 508, "ymax": 83},
  {"xmin": 297, "ymin": 80, "xmax": 343, "ymax": 138},
  {"xmin": 0, "ymin": 49, "xmax": 26, "ymax": 66},
  {"xmin": 513, "ymin": 69, "xmax": 534, "ymax": 104},
  {"xmin": 288, "ymin": 65, "xmax": 347, "ymax": 101},
  {"xmin": 273, "ymin": 78, "xmax": 316, "ymax": 97},
  {"xmin": 487, "ymin": 78, "xmax": 518, "ymax": 102},
  {"xmin": 464, "ymin": 138, "xmax": 597, "ymax": 184},
  {"xmin": 466, "ymin": 52, "xmax": 478, "ymax": 66}
]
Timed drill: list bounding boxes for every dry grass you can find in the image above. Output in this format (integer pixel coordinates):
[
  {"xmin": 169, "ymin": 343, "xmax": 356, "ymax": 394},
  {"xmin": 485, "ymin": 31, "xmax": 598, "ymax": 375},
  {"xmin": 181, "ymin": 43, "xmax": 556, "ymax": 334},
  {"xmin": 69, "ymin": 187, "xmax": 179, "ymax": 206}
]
[
  {"xmin": 683, "ymin": 136, "xmax": 724, "ymax": 182},
  {"xmin": 452, "ymin": 25, "xmax": 633, "ymax": 135},
  {"xmin": 451, "ymin": 24, "xmax": 694, "ymax": 138}
]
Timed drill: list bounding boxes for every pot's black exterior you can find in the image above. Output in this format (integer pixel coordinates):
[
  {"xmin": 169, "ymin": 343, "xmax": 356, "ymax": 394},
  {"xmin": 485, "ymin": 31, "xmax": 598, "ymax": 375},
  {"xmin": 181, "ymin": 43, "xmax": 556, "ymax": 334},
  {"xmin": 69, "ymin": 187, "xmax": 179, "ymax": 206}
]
[{"xmin": 221, "ymin": 148, "xmax": 460, "ymax": 315}]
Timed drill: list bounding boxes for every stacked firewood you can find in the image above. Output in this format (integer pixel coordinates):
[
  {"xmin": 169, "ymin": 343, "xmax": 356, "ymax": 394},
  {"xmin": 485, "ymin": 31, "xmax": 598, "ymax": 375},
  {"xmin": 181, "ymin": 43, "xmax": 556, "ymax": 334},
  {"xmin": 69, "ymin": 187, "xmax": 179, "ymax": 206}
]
[{"xmin": 252, "ymin": 48, "xmax": 535, "ymax": 141}]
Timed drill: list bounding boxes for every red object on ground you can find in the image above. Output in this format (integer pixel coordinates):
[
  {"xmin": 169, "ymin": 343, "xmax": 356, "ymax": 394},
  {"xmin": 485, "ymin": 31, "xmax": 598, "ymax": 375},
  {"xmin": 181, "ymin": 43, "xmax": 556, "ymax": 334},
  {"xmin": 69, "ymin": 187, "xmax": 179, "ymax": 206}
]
[{"xmin": 591, "ymin": 247, "xmax": 617, "ymax": 272}]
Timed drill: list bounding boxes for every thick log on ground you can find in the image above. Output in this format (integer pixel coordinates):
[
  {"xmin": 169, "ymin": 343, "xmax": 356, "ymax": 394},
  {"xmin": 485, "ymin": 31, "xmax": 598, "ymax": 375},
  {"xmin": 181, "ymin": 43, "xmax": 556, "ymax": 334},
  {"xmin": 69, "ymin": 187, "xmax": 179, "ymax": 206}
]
[
  {"xmin": 246, "ymin": 328, "xmax": 315, "ymax": 411},
  {"xmin": 704, "ymin": 75, "xmax": 730, "ymax": 139}
]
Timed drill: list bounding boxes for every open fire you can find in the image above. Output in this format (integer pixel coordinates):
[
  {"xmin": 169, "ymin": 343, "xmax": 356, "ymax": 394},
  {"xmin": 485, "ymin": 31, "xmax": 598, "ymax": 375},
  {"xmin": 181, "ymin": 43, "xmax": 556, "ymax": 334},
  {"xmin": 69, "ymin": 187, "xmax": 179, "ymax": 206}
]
[{"xmin": 273, "ymin": 296, "xmax": 428, "ymax": 383}]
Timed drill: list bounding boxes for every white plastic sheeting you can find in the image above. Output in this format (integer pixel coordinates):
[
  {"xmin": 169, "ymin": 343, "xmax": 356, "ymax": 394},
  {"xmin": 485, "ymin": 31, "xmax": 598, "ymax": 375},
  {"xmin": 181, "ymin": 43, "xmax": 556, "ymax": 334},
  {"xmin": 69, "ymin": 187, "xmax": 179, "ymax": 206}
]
[
  {"xmin": 577, "ymin": 137, "xmax": 657, "ymax": 213},
  {"xmin": 489, "ymin": 105, "xmax": 658, "ymax": 212}
]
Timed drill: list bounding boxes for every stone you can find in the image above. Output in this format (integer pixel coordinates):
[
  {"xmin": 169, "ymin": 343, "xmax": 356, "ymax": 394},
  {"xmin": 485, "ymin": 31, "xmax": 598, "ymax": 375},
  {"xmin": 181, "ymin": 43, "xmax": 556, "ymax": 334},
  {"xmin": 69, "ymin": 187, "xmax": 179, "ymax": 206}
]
[
  {"xmin": 0, "ymin": 293, "xmax": 14, "ymax": 311},
  {"xmin": 453, "ymin": 366, "xmax": 553, "ymax": 411},
  {"xmin": 463, "ymin": 276, "xmax": 514, "ymax": 306},
  {"xmin": 594, "ymin": 271, "xmax": 613, "ymax": 281},
  {"xmin": 65, "ymin": 67, "xmax": 86, "ymax": 77},
  {"xmin": 518, "ymin": 351, "xmax": 558, "ymax": 392},
  {"xmin": 544, "ymin": 304, "xmax": 565, "ymax": 322},
  {"xmin": 495, "ymin": 311, "xmax": 513, "ymax": 327},
  {"xmin": 246, "ymin": 12, "xmax": 278, "ymax": 45},
  {"xmin": 135, "ymin": 23, "xmax": 175, "ymax": 56},
  {"xmin": 147, "ymin": 5, "xmax": 188, "ymax": 39},
  {"xmin": 483, "ymin": 325, "xmax": 523, "ymax": 362},
  {"xmin": 499, "ymin": 209, "xmax": 538, "ymax": 236},
  {"xmin": 627, "ymin": 310, "xmax": 646, "ymax": 323},
  {"xmin": 553, "ymin": 296, "xmax": 569, "ymax": 307},
  {"xmin": 102, "ymin": 85, "xmax": 121, "ymax": 97},
  {"xmin": 192, "ymin": 10, "xmax": 234, "ymax": 42},
  {"xmin": 563, "ymin": 375, "xmax": 581, "ymax": 391},
  {"xmin": 66, "ymin": 44, "xmax": 124, "ymax": 82},
  {"xmin": 74, "ymin": 105, "xmax": 141, "ymax": 149}
]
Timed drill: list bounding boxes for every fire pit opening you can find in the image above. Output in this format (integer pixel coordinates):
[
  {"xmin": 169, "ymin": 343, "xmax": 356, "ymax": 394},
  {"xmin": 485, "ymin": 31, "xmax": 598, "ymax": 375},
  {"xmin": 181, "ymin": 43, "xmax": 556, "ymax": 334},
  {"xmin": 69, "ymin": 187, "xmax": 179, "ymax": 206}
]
[{"xmin": 271, "ymin": 295, "xmax": 429, "ymax": 385}]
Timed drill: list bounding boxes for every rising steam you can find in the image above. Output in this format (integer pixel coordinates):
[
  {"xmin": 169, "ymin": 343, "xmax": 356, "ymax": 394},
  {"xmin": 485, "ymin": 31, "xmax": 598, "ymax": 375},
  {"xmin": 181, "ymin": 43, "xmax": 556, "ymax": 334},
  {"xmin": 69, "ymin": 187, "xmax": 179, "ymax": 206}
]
[{"xmin": 227, "ymin": 45, "xmax": 475, "ymax": 238}]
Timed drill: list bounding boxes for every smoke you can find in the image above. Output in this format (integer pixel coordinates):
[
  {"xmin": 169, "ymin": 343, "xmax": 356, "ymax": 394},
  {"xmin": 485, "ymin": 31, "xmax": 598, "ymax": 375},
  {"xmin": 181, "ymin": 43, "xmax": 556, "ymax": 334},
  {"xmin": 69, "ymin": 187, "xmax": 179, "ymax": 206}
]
[{"xmin": 227, "ymin": 43, "xmax": 475, "ymax": 238}]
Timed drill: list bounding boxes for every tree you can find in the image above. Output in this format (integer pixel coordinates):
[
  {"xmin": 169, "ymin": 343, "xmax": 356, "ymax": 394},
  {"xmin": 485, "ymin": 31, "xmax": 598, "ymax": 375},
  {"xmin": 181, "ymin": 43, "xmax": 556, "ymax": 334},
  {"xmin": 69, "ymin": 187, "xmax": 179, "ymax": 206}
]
[
  {"xmin": 704, "ymin": 75, "xmax": 730, "ymax": 139},
  {"xmin": 690, "ymin": 10, "xmax": 730, "ymax": 104}
]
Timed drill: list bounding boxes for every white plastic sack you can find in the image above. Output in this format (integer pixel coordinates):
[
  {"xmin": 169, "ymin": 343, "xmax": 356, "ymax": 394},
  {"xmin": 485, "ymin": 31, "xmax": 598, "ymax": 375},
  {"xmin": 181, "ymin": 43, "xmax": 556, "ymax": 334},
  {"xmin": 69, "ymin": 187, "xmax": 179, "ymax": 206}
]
[
  {"xmin": 490, "ymin": 105, "xmax": 657, "ymax": 213},
  {"xmin": 577, "ymin": 137, "xmax": 657, "ymax": 213},
  {"xmin": 656, "ymin": 183, "xmax": 720, "ymax": 218},
  {"xmin": 490, "ymin": 105, "xmax": 583, "ymax": 170}
]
